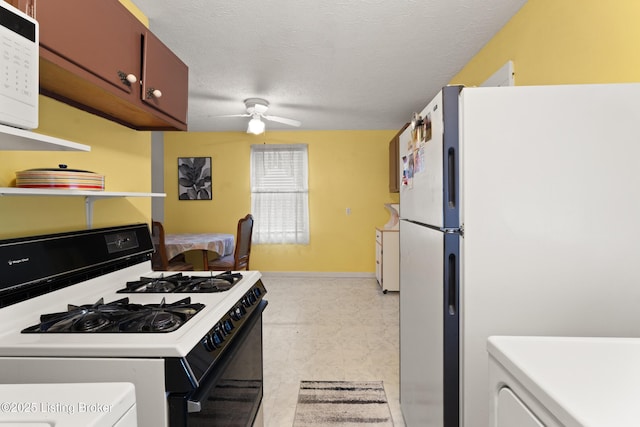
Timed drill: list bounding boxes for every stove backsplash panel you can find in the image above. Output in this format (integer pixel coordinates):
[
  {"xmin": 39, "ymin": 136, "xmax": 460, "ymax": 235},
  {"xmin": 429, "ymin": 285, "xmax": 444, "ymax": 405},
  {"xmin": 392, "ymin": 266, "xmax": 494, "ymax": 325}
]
[{"xmin": 0, "ymin": 223, "xmax": 154, "ymax": 308}]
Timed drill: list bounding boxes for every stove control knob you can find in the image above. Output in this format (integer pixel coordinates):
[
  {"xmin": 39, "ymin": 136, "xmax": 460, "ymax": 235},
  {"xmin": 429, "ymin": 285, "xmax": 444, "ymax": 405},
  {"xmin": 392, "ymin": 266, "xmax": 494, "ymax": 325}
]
[
  {"xmin": 212, "ymin": 331, "xmax": 224, "ymax": 346},
  {"xmin": 202, "ymin": 336, "xmax": 211, "ymax": 351},
  {"xmin": 230, "ymin": 305, "xmax": 245, "ymax": 319},
  {"xmin": 235, "ymin": 306, "xmax": 242, "ymax": 317},
  {"xmin": 247, "ymin": 292, "xmax": 257, "ymax": 304},
  {"xmin": 215, "ymin": 323, "xmax": 228, "ymax": 336},
  {"xmin": 253, "ymin": 287, "xmax": 262, "ymax": 298},
  {"xmin": 203, "ymin": 334, "xmax": 215, "ymax": 352},
  {"xmin": 223, "ymin": 319, "xmax": 234, "ymax": 333}
]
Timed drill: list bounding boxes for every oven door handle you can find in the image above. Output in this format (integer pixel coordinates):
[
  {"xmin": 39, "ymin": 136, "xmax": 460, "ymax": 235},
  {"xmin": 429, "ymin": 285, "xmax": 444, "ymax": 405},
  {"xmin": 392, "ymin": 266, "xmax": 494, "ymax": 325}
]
[{"xmin": 186, "ymin": 299, "xmax": 268, "ymax": 413}]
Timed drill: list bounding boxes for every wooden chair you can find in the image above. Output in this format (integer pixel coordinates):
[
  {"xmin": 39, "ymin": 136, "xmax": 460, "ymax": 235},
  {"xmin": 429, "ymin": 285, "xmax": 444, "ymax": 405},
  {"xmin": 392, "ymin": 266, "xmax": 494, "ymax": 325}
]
[
  {"xmin": 208, "ymin": 214, "xmax": 254, "ymax": 271},
  {"xmin": 151, "ymin": 221, "xmax": 194, "ymax": 271}
]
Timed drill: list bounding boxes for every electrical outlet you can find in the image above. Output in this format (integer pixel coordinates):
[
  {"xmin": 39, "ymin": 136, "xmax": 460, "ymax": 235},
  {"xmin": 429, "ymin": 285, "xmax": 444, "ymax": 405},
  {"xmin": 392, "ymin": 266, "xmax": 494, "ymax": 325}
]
[{"xmin": 346, "ymin": 207, "xmax": 351, "ymax": 215}]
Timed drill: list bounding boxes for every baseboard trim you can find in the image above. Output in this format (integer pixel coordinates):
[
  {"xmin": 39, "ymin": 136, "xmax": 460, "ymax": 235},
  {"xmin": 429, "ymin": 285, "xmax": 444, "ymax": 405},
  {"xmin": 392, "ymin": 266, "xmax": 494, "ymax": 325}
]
[{"xmin": 259, "ymin": 271, "xmax": 376, "ymax": 279}]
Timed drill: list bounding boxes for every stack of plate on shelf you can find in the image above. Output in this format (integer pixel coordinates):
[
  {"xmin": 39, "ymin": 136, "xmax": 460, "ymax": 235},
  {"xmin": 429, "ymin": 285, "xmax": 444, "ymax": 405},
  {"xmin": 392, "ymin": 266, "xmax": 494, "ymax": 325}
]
[{"xmin": 15, "ymin": 165, "xmax": 104, "ymax": 190}]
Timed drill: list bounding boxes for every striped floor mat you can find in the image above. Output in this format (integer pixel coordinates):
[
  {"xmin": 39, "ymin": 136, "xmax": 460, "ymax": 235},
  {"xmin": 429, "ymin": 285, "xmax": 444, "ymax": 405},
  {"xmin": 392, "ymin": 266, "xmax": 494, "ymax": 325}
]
[{"xmin": 293, "ymin": 381, "xmax": 394, "ymax": 426}]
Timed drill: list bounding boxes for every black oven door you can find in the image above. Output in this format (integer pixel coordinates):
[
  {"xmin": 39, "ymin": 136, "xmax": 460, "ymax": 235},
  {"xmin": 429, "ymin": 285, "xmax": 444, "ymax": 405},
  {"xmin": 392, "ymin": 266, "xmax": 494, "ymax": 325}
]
[{"xmin": 168, "ymin": 300, "xmax": 266, "ymax": 427}]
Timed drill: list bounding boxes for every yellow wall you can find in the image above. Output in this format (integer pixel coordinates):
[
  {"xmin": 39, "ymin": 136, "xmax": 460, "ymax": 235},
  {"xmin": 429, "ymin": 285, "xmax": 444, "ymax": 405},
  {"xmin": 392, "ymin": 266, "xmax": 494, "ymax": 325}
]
[
  {"xmin": 0, "ymin": 97, "xmax": 153, "ymax": 238},
  {"xmin": 451, "ymin": 0, "xmax": 640, "ymax": 86},
  {"xmin": 163, "ymin": 131, "xmax": 399, "ymax": 272},
  {"xmin": 5, "ymin": 0, "xmax": 636, "ymax": 270},
  {"xmin": 165, "ymin": 0, "xmax": 640, "ymax": 273},
  {"xmin": 0, "ymin": 0, "xmax": 155, "ymax": 239}
]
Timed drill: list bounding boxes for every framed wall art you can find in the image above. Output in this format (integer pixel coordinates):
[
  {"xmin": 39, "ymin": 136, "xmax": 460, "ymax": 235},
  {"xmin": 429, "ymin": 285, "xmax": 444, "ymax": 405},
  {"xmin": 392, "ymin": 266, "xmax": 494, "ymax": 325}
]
[{"xmin": 178, "ymin": 157, "xmax": 212, "ymax": 200}]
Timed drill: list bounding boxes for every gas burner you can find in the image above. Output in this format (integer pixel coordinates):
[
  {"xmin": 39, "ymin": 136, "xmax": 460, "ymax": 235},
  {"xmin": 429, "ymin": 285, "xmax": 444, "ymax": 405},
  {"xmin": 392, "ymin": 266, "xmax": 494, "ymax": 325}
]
[
  {"xmin": 146, "ymin": 280, "xmax": 178, "ymax": 292},
  {"xmin": 119, "ymin": 298, "xmax": 192, "ymax": 332},
  {"xmin": 179, "ymin": 272, "xmax": 243, "ymax": 293},
  {"xmin": 117, "ymin": 272, "xmax": 243, "ymax": 293},
  {"xmin": 71, "ymin": 311, "xmax": 113, "ymax": 332},
  {"xmin": 187, "ymin": 277, "xmax": 234, "ymax": 292},
  {"xmin": 25, "ymin": 298, "xmax": 135, "ymax": 333},
  {"xmin": 122, "ymin": 273, "xmax": 187, "ymax": 293},
  {"xmin": 22, "ymin": 297, "xmax": 204, "ymax": 333}
]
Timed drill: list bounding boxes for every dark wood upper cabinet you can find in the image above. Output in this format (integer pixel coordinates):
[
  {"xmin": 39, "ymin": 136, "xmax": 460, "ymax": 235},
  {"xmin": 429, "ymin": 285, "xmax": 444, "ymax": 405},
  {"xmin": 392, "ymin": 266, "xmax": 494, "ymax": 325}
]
[
  {"xmin": 35, "ymin": 0, "xmax": 141, "ymax": 96},
  {"xmin": 8, "ymin": 0, "xmax": 189, "ymax": 131},
  {"xmin": 141, "ymin": 31, "xmax": 189, "ymax": 124},
  {"xmin": 389, "ymin": 123, "xmax": 409, "ymax": 193}
]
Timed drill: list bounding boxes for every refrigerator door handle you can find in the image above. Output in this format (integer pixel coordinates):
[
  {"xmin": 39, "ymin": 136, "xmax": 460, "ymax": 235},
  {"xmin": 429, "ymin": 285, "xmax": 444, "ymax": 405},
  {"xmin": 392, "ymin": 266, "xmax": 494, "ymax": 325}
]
[
  {"xmin": 447, "ymin": 253, "xmax": 457, "ymax": 315},
  {"xmin": 447, "ymin": 147, "xmax": 457, "ymax": 209}
]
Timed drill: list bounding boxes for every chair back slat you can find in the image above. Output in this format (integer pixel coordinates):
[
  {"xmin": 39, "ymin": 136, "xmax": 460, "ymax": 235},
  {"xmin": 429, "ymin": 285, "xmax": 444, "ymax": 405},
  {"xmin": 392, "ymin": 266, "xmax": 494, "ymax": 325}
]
[
  {"xmin": 151, "ymin": 221, "xmax": 169, "ymax": 270},
  {"xmin": 151, "ymin": 221, "xmax": 193, "ymax": 271},
  {"xmin": 233, "ymin": 214, "xmax": 254, "ymax": 270}
]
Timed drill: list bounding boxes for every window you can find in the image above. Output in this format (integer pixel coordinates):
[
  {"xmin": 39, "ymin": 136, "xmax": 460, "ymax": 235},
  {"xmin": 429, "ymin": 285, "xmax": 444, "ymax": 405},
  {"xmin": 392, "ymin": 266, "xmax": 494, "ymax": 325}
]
[{"xmin": 251, "ymin": 144, "xmax": 309, "ymax": 244}]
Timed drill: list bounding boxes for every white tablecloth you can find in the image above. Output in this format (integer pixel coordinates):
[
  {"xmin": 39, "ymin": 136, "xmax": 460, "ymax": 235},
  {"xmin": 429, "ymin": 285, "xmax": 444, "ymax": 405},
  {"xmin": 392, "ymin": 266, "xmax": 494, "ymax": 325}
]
[{"xmin": 164, "ymin": 233, "xmax": 235, "ymax": 261}]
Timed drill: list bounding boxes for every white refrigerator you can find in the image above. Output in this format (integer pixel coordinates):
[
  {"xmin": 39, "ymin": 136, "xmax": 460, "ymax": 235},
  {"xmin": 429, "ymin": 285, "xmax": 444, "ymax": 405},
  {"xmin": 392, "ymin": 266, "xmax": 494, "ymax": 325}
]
[{"xmin": 399, "ymin": 83, "xmax": 640, "ymax": 427}]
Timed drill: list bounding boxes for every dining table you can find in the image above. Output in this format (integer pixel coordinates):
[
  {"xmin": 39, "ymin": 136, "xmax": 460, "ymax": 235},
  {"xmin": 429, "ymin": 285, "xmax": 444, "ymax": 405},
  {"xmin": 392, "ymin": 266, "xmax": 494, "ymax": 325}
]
[{"xmin": 164, "ymin": 232, "xmax": 235, "ymax": 271}]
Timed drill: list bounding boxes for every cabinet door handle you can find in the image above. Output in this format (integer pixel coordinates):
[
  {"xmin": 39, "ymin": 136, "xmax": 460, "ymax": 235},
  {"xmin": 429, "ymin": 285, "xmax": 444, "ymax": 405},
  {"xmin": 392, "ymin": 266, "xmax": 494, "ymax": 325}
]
[
  {"xmin": 146, "ymin": 88, "xmax": 163, "ymax": 99},
  {"xmin": 117, "ymin": 71, "xmax": 138, "ymax": 86}
]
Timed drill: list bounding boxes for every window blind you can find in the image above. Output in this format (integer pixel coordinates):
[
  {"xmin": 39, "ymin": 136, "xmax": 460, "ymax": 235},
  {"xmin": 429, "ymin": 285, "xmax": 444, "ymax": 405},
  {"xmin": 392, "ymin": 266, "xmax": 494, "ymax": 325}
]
[{"xmin": 250, "ymin": 144, "xmax": 309, "ymax": 244}]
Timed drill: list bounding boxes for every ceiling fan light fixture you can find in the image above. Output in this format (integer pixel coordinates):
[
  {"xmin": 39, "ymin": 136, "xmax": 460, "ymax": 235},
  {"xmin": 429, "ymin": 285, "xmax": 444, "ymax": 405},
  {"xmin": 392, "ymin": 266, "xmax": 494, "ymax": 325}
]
[{"xmin": 247, "ymin": 117, "xmax": 265, "ymax": 134}]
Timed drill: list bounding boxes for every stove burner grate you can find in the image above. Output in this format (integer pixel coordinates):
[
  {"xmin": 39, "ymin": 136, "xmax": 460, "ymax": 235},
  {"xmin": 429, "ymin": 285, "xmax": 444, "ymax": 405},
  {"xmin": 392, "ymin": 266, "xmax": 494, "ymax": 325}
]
[
  {"xmin": 22, "ymin": 297, "xmax": 204, "ymax": 333},
  {"xmin": 121, "ymin": 273, "xmax": 186, "ymax": 293},
  {"xmin": 118, "ymin": 271, "xmax": 243, "ymax": 293}
]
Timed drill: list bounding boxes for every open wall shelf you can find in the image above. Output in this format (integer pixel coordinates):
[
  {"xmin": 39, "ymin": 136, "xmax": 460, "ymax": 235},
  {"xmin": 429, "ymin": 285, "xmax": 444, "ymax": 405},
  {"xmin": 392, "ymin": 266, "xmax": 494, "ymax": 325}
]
[
  {"xmin": 0, "ymin": 188, "xmax": 166, "ymax": 228},
  {"xmin": 0, "ymin": 123, "xmax": 90, "ymax": 151}
]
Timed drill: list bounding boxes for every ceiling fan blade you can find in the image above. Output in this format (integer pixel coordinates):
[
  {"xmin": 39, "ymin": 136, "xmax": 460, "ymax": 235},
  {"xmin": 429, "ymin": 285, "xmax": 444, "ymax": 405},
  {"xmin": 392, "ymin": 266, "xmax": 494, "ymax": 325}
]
[
  {"xmin": 263, "ymin": 115, "xmax": 302, "ymax": 127},
  {"xmin": 214, "ymin": 113, "xmax": 251, "ymax": 118}
]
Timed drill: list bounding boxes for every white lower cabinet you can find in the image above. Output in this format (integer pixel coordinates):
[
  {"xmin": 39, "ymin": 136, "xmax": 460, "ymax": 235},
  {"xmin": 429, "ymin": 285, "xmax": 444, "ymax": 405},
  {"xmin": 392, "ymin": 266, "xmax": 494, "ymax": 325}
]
[
  {"xmin": 375, "ymin": 227, "xmax": 399, "ymax": 293},
  {"xmin": 489, "ymin": 336, "xmax": 640, "ymax": 427},
  {"xmin": 496, "ymin": 387, "xmax": 544, "ymax": 427}
]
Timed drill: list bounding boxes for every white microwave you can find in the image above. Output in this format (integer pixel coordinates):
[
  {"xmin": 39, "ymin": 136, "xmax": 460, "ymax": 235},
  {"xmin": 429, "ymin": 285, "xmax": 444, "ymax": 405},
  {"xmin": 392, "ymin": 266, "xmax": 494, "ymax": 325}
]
[{"xmin": 0, "ymin": 1, "xmax": 38, "ymax": 130}]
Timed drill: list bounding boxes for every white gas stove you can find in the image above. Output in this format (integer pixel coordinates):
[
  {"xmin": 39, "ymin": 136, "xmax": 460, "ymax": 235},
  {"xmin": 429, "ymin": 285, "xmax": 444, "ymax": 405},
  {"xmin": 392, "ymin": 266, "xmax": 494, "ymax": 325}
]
[{"xmin": 0, "ymin": 224, "xmax": 267, "ymax": 427}]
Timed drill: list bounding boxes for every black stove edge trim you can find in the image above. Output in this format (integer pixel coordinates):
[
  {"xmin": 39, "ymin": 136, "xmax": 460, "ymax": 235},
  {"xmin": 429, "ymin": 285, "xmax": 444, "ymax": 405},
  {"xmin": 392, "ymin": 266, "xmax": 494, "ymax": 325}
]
[
  {"xmin": 165, "ymin": 357, "xmax": 199, "ymax": 392},
  {"xmin": 164, "ymin": 299, "xmax": 268, "ymax": 394}
]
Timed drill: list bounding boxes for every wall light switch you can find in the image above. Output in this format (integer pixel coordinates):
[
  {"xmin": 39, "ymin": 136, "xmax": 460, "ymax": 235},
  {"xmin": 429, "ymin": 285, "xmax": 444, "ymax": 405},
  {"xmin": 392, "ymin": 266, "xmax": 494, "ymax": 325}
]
[{"xmin": 346, "ymin": 207, "xmax": 351, "ymax": 215}]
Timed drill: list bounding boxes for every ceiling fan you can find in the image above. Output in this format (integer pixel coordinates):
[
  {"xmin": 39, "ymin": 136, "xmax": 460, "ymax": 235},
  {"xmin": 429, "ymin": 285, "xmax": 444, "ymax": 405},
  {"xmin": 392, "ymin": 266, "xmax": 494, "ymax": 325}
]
[{"xmin": 218, "ymin": 98, "xmax": 302, "ymax": 134}]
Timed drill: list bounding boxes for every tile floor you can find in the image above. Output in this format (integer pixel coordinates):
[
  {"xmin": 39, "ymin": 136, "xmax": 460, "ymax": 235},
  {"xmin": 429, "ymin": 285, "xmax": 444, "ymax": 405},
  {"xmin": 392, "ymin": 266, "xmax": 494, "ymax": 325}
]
[{"xmin": 260, "ymin": 275, "xmax": 405, "ymax": 426}]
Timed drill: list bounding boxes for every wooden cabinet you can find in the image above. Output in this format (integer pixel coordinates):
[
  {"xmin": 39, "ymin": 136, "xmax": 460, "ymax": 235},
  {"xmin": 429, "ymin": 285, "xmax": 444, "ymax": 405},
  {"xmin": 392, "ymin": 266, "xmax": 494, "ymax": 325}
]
[
  {"xmin": 8, "ymin": 0, "xmax": 188, "ymax": 131},
  {"xmin": 389, "ymin": 123, "xmax": 409, "ymax": 192},
  {"xmin": 141, "ymin": 30, "xmax": 189, "ymax": 124},
  {"xmin": 375, "ymin": 227, "xmax": 399, "ymax": 293},
  {"xmin": 36, "ymin": 0, "xmax": 141, "ymax": 97}
]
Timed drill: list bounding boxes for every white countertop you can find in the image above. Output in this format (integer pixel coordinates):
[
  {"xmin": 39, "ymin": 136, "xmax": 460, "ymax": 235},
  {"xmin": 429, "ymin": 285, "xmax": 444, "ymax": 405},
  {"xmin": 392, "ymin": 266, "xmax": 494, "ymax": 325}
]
[{"xmin": 488, "ymin": 336, "xmax": 640, "ymax": 427}]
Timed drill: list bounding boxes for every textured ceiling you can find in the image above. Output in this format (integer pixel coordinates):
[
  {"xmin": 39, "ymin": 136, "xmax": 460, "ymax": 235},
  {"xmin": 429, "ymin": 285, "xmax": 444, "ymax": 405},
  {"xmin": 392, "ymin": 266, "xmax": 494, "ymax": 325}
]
[{"xmin": 130, "ymin": 0, "xmax": 527, "ymax": 133}]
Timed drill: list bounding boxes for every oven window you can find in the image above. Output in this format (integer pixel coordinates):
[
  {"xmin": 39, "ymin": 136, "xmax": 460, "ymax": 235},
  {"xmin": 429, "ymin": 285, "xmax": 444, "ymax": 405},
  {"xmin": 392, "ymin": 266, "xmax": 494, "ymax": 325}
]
[{"xmin": 188, "ymin": 317, "xmax": 263, "ymax": 426}]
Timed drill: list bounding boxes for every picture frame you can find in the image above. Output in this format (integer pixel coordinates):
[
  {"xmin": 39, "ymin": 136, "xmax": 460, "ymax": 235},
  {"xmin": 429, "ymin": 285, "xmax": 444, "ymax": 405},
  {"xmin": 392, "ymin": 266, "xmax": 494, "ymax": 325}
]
[{"xmin": 178, "ymin": 157, "xmax": 212, "ymax": 200}]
